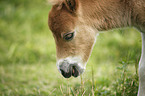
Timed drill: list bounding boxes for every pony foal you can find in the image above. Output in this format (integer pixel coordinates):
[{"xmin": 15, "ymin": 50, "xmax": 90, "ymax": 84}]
[{"xmin": 48, "ymin": 0, "xmax": 145, "ymax": 95}]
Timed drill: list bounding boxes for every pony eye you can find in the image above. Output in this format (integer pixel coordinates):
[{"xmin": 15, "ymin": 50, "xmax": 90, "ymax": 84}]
[{"xmin": 63, "ymin": 32, "xmax": 74, "ymax": 41}]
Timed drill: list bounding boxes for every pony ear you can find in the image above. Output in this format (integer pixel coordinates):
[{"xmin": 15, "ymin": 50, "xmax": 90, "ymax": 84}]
[{"xmin": 64, "ymin": 0, "xmax": 79, "ymax": 12}]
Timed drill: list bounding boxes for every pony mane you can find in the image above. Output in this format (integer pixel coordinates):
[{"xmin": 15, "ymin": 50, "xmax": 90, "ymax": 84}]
[{"xmin": 48, "ymin": 0, "xmax": 64, "ymax": 5}]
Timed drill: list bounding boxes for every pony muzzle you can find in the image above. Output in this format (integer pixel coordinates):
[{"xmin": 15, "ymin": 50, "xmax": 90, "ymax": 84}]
[{"xmin": 57, "ymin": 58, "xmax": 85, "ymax": 78}]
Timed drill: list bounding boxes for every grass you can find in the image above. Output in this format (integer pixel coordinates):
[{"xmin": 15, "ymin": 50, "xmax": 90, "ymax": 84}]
[{"xmin": 0, "ymin": 0, "xmax": 141, "ymax": 96}]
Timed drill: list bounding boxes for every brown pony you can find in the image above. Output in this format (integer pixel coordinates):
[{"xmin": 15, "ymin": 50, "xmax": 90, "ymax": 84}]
[{"xmin": 48, "ymin": 0, "xmax": 145, "ymax": 95}]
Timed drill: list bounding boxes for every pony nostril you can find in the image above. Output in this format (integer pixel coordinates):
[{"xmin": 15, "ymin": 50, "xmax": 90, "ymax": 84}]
[
  {"xmin": 72, "ymin": 66, "xmax": 79, "ymax": 77},
  {"xmin": 60, "ymin": 69, "xmax": 72, "ymax": 78}
]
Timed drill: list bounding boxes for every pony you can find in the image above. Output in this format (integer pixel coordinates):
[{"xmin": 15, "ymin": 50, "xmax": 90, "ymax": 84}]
[{"xmin": 48, "ymin": 0, "xmax": 145, "ymax": 95}]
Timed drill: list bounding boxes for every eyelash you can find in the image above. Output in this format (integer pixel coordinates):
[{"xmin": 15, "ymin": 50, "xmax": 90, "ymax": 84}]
[{"xmin": 63, "ymin": 32, "xmax": 74, "ymax": 41}]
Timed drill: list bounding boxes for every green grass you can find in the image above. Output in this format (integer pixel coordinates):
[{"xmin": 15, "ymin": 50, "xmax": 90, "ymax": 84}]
[{"xmin": 0, "ymin": 0, "xmax": 141, "ymax": 96}]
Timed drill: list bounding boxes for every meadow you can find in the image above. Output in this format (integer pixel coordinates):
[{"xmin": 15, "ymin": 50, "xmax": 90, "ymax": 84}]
[{"xmin": 0, "ymin": 0, "xmax": 141, "ymax": 96}]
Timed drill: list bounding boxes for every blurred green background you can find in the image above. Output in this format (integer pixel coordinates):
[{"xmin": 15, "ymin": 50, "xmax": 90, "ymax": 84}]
[{"xmin": 0, "ymin": 0, "xmax": 141, "ymax": 95}]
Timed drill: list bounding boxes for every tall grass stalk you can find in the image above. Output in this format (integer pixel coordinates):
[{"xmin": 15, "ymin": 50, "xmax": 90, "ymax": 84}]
[
  {"xmin": 67, "ymin": 80, "xmax": 70, "ymax": 96},
  {"xmin": 135, "ymin": 56, "xmax": 139, "ymax": 75},
  {"xmin": 60, "ymin": 85, "xmax": 64, "ymax": 96},
  {"xmin": 70, "ymin": 88, "xmax": 74, "ymax": 96},
  {"xmin": 49, "ymin": 88, "xmax": 56, "ymax": 96},
  {"xmin": 82, "ymin": 90, "xmax": 86, "ymax": 96},
  {"xmin": 80, "ymin": 75, "xmax": 84, "ymax": 95},
  {"xmin": 91, "ymin": 65, "xmax": 95, "ymax": 96}
]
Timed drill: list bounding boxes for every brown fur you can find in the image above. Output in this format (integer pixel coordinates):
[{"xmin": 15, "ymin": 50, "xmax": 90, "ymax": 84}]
[{"xmin": 48, "ymin": 0, "xmax": 145, "ymax": 62}]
